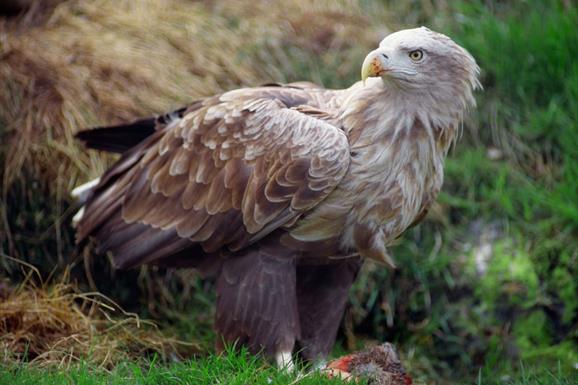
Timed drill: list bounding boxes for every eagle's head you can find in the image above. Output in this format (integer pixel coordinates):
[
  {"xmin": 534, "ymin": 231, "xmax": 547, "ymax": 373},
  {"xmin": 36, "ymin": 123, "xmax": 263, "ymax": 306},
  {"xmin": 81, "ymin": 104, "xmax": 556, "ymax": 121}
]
[{"xmin": 361, "ymin": 27, "xmax": 481, "ymax": 111}]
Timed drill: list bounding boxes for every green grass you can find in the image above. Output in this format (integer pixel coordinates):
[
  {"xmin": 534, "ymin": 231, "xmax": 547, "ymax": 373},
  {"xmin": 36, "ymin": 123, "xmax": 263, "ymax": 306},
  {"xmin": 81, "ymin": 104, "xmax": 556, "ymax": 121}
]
[
  {"xmin": 0, "ymin": 349, "xmax": 342, "ymax": 385},
  {"xmin": 1, "ymin": 352, "xmax": 576, "ymax": 385},
  {"xmin": 476, "ymin": 363, "xmax": 577, "ymax": 385},
  {"xmin": 10, "ymin": 360, "xmax": 335, "ymax": 385}
]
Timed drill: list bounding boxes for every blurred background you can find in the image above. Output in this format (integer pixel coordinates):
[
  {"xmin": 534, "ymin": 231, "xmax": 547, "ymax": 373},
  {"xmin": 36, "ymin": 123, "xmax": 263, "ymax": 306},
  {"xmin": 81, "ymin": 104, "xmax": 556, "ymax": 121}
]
[{"xmin": 0, "ymin": 0, "xmax": 576, "ymax": 383}]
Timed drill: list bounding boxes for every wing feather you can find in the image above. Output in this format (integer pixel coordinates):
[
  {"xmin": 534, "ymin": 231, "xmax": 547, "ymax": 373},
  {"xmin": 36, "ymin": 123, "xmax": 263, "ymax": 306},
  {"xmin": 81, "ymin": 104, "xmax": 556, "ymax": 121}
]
[{"xmin": 78, "ymin": 87, "xmax": 350, "ymax": 267}]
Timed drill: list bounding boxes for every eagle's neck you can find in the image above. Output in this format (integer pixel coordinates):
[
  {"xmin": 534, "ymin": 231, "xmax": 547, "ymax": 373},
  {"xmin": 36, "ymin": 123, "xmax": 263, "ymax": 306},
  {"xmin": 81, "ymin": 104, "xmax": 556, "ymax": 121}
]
[
  {"xmin": 340, "ymin": 78, "xmax": 464, "ymax": 154},
  {"xmin": 329, "ymin": 78, "xmax": 469, "ymax": 257}
]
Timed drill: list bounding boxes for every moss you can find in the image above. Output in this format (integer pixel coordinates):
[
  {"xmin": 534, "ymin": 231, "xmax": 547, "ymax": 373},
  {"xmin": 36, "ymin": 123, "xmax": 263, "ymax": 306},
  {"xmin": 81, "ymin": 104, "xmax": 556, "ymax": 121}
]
[
  {"xmin": 550, "ymin": 263, "xmax": 578, "ymax": 325},
  {"xmin": 476, "ymin": 239, "xmax": 539, "ymax": 310},
  {"xmin": 513, "ymin": 310, "xmax": 553, "ymax": 351}
]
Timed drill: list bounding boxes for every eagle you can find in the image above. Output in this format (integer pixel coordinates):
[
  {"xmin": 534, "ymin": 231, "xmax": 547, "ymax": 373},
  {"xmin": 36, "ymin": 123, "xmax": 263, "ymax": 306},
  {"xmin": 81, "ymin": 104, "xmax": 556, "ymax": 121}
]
[{"xmin": 72, "ymin": 27, "xmax": 480, "ymax": 368}]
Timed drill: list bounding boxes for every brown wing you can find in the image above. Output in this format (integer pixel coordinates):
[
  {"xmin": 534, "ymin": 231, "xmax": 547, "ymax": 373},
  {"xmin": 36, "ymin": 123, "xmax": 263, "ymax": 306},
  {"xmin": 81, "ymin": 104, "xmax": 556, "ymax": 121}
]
[{"xmin": 77, "ymin": 87, "xmax": 350, "ymax": 268}]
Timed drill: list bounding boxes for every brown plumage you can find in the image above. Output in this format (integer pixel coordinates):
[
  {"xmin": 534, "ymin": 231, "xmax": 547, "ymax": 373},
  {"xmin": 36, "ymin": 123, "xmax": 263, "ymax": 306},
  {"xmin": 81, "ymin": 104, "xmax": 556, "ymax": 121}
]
[{"xmin": 73, "ymin": 27, "xmax": 480, "ymax": 365}]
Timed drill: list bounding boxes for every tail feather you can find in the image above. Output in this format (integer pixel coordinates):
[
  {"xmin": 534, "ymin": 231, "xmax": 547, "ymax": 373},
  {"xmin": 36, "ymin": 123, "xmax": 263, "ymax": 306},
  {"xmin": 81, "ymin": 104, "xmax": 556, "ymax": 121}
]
[{"xmin": 71, "ymin": 177, "xmax": 101, "ymax": 203}]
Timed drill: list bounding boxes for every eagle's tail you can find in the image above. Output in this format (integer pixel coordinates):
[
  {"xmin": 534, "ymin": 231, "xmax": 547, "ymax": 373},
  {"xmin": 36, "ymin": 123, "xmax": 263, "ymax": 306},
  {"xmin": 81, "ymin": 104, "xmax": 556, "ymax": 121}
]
[
  {"xmin": 71, "ymin": 107, "xmax": 188, "ymax": 225},
  {"xmin": 70, "ymin": 177, "xmax": 100, "ymax": 227},
  {"xmin": 71, "ymin": 117, "xmax": 157, "ymax": 226}
]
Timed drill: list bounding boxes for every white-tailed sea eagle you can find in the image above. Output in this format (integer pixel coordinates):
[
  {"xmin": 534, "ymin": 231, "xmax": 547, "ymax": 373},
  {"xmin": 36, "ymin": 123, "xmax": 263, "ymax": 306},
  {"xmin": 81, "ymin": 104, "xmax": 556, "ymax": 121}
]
[{"xmin": 72, "ymin": 27, "xmax": 480, "ymax": 368}]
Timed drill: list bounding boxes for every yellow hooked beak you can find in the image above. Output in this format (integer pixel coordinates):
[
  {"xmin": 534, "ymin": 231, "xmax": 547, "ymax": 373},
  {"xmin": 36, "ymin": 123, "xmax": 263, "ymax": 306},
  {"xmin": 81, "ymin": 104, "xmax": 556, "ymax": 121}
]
[{"xmin": 361, "ymin": 49, "xmax": 388, "ymax": 85}]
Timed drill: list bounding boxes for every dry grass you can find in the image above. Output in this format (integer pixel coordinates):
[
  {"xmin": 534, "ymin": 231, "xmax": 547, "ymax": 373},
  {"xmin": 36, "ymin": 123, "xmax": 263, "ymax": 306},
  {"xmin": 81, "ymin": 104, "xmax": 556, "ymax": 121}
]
[
  {"xmin": 0, "ymin": 0, "xmax": 387, "ymax": 191},
  {"xmin": 0, "ymin": 257, "xmax": 197, "ymax": 369}
]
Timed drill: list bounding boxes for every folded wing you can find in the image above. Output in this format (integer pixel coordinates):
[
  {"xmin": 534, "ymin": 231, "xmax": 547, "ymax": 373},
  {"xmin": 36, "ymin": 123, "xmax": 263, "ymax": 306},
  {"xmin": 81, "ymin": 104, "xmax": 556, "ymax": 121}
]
[{"xmin": 76, "ymin": 87, "xmax": 350, "ymax": 268}]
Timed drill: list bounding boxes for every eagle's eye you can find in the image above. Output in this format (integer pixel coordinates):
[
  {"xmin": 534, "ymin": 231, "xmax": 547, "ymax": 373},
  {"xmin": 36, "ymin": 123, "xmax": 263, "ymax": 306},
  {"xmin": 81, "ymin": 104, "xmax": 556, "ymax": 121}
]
[{"xmin": 408, "ymin": 50, "xmax": 424, "ymax": 62}]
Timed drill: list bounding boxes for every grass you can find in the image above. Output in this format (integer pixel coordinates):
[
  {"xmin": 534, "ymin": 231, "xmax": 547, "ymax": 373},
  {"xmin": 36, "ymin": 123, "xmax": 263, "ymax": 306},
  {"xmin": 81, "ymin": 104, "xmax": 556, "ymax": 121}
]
[
  {"xmin": 1, "ymin": 355, "xmax": 575, "ymax": 385},
  {"xmin": 0, "ymin": 349, "xmax": 344, "ymax": 385},
  {"xmin": 476, "ymin": 363, "xmax": 577, "ymax": 385},
  {"xmin": 0, "ymin": 265, "xmax": 197, "ymax": 368}
]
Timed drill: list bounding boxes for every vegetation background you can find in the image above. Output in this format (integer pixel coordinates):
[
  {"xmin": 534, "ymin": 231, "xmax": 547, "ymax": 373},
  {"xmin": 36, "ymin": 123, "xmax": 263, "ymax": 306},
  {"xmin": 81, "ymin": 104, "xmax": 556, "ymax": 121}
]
[{"xmin": 0, "ymin": 0, "xmax": 576, "ymax": 384}]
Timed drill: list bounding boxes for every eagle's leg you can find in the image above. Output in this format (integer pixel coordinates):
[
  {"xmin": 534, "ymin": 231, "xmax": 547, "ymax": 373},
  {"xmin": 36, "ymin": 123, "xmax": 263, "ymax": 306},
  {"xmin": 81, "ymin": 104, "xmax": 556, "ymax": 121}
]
[
  {"xmin": 295, "ymin": 257, "xmax": 363, "ymax": 365},
  {"xmin": 215, "ymin": 243, "xmax": 300, "ymax": 368}
]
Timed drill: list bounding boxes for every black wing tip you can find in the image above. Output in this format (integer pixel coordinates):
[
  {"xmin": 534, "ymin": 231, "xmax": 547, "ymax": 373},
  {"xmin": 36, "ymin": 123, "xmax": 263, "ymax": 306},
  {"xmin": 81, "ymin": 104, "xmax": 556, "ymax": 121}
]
[
  {"xmin": 75, "ymin": 106, "xmax": 190, "ymax": 153},
  {"xmin": 75, "ymin": 117, "xmax": 157, "ymax": 153}
]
